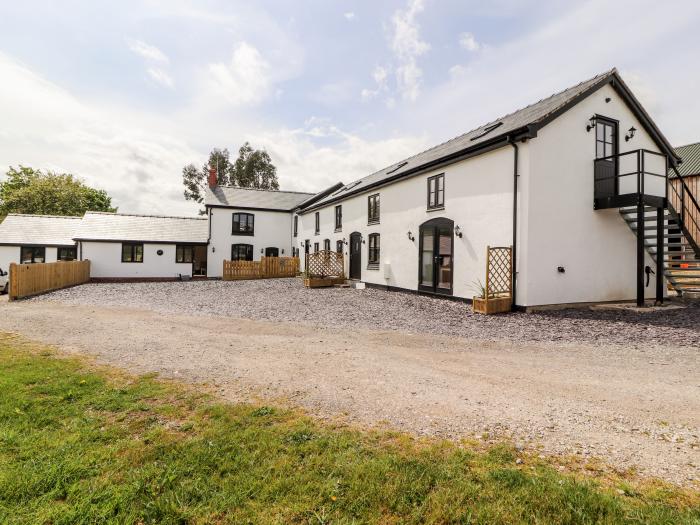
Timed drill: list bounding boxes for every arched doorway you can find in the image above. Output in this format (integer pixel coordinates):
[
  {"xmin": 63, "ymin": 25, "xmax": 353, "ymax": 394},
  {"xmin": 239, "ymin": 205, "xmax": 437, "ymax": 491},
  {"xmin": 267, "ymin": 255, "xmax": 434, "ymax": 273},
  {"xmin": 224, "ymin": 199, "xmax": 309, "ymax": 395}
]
[
  {"xmin": 349, "ymin": 231, "xmax": 362, "ymax": 280},
  {"xmin": 418, "ymin": 217, "xmax": 454, "ymax": 295}
]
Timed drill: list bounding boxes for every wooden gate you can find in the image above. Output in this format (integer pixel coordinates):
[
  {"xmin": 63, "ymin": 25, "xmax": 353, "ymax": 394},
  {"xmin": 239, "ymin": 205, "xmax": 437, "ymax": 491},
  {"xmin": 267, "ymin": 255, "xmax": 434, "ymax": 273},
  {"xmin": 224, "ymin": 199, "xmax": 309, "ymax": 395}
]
[
  {"xmin": 222, "ymin": 256, "xmax": 299, "ymax": 281},
  {"xmin": 9, "ymin": 260, "xmax": 90, "ymax": 301}
]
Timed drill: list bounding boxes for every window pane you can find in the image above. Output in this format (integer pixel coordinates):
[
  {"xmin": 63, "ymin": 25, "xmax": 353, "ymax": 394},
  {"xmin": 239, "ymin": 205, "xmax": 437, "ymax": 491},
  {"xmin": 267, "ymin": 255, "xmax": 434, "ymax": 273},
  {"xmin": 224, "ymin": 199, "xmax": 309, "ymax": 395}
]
[
  {"xmin": 596, "ymin": 142, "xmax": 605, "ymax": 158},
  {"xmin": 421, "ymin": 230, "xmax": 434, "ymax": 286},
  {"xmin": 135, "ymin": 245, "xmax": 143, "ymax": 262},
  {"xmin": 596, "ymin": 123, "xmax": 604, "ymax": 141},
  {"xmin": 122, "ymin": 244, "xmax": 131, "ymax": 262},
  {"xmin": 605, "ymin": 124, "xmax": 614, "ymax": 144}
]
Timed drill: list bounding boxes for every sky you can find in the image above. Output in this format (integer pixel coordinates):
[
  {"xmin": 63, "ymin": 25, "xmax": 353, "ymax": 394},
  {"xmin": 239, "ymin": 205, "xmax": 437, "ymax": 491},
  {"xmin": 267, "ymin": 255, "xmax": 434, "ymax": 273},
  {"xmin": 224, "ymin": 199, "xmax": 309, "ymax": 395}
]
[{"xmin": 0, "ymin": 0, "xmax": 699, "ymax": 216}]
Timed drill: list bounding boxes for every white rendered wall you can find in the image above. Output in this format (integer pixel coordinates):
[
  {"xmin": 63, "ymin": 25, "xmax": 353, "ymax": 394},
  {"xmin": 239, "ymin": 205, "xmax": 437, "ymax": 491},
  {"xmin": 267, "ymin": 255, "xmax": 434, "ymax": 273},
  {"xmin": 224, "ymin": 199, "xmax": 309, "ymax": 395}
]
[
  {"xmin": 296, "ymin": 146, "xmax": 516, "ymax": 300},
  {"xmin": 0, "ymin": 246, "xmax": 58, "ymax": 271},
  {"xmin": 520, "ymin": 83, "xmax": 665, "ymax": 306},
  {"xmin": 81, "ymin": 242, "xmax": 195, "ymax": 278},
  {"xmin": 207, "ymin": 207, "xmax": 294, "ymax": 278}
]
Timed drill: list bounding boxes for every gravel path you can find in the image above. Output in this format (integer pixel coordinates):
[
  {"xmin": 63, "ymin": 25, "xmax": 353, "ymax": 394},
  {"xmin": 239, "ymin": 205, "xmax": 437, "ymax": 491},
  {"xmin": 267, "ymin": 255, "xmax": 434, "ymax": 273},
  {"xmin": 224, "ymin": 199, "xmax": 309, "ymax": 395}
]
[
  {"xmin": 0, "ymin": 280, "xmax": 697, "ymax": 486},
  {"xmin": 31, "ymin": 279, "xmax": 700, "ymax": 349}
]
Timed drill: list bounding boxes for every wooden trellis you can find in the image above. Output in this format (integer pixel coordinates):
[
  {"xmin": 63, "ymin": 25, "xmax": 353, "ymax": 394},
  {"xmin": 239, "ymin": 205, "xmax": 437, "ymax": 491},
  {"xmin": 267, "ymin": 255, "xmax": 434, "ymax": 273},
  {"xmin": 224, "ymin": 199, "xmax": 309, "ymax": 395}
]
[
  {"xmin": 473, "ymin": 246, "xmax": 512, "ymax": 314},
  {"xmin": 485, "ymin": 246, "xmax": 513, "ymax": 299},
  {"xmin": 305, "ymin": 250, "xmax": 344, "ymax": 278}
]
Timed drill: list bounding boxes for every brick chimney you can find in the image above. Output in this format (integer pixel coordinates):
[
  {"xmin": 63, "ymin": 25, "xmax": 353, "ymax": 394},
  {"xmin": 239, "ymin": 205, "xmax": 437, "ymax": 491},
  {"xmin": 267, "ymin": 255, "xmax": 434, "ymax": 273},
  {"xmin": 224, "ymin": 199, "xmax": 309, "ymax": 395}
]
[{"xmin": 208, "ymin": 165, "xmax": 217, "ymax": 188}]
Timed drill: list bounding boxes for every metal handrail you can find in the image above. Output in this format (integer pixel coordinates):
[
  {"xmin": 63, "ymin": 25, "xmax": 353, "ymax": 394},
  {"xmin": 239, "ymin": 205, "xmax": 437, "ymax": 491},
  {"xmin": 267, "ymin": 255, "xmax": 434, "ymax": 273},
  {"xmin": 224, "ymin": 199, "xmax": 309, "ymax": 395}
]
[
  {"xmin": 668, "ymin": 166, "xmax": 700, "ymax": 254},
  {"xmin": 593, "ymin": 149, "xmax": 668, "ymax": 197}
]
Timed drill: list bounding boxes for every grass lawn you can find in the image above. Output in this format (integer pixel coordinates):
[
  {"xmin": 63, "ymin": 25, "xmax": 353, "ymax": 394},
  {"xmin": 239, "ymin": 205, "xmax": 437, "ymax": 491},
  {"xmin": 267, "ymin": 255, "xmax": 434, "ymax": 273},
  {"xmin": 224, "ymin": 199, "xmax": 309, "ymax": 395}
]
[{"xmin": 0, "ymin": 333, "xmax": 698, "ymax": 524}]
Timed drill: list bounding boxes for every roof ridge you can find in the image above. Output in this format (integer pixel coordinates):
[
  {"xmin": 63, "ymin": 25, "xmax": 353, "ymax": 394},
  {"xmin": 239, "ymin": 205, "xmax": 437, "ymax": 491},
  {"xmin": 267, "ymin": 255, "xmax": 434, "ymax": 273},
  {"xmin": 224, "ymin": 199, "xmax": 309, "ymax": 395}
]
[
  {"xmin": 84, "ymin": 211, "xmax": 207, "ymax": 220},
  {"xmin": 343, "ymin": 68, "xmax": 617, "ymax": 186},
  {"xmin": 215, "ymin": 186, "xmax": 314, "ymax": 195},
  {"xmin": 6, "ymin": 213, "xmax": 82, "ymax": 219}
]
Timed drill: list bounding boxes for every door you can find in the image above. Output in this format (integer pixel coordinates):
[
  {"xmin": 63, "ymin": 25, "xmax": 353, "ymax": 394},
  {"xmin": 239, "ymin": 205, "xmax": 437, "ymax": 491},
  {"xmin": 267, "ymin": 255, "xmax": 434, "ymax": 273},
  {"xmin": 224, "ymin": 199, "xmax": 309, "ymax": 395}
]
[
  {"xmin": 594, "ymin": 117, "xmax": 618, "ymax": 199},
  {"xmin": 418, "ymin": 218, "xmax": 454, "ymax": 295},
  {"xmin": 265, "ymin": 247, "xmax": 279, "ymax": 257},
  {"xmin": 349, "ymin": 232, "xmax": 362, "ymax": 280}
]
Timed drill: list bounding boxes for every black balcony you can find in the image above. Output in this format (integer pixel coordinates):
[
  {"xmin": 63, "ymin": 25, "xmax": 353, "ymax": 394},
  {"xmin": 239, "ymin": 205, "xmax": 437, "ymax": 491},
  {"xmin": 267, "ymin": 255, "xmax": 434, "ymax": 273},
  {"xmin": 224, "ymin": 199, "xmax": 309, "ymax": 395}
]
[{"xmin": 593, "ymin": 149, "xmax": 668, "ymax": 210}]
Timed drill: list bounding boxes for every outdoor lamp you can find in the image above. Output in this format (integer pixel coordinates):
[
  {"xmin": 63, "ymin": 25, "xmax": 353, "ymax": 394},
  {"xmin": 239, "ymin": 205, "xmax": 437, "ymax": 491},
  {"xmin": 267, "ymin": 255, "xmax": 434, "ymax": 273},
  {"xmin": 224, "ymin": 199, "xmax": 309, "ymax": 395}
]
[
  {"xmin": 454, "ymin": 225, "xmax": 463, "ymax": 238},
  {"xmin": 407, "ymin": 231, "xmax": 415, "ymax": 241},
  {"xmin": 625, "ymin": 126, "xmax": 637, "ymax": 142},
  {"xmin": 586, "ymin": 115, "xmax": 597, "ymax": 132}
]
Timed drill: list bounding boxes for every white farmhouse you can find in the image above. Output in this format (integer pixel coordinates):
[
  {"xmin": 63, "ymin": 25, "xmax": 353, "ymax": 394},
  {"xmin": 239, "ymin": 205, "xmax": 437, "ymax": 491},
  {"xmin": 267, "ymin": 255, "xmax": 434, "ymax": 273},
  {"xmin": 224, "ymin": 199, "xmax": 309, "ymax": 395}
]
[
  {"xmin": 204, "ymin": 185, "xmax": 317, "ymax": 278},
  {"xmin": 74, "ymin": 212, "xmax": 208, "ymax": 280},
  {"xmin": 0, "ymin": 214, "xmax": 81, "ymax": 271}
]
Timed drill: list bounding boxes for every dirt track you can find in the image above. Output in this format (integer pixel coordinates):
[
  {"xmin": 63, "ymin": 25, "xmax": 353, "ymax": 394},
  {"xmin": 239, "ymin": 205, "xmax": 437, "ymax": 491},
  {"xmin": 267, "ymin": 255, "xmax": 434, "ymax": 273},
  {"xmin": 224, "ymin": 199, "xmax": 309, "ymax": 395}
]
[{"xmin": 1, "ymin": 291, "xmax": 698, "ymax": 487}]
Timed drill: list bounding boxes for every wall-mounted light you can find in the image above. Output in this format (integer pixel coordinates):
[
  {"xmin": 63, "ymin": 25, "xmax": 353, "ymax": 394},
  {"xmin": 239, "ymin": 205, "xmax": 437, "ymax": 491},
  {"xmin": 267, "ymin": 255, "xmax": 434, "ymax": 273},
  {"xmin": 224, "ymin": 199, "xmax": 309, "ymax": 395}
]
[
  {"xmin": 212, "ymin": 246, "xmax": 216, "ymax": 253},
  {"xmin": 557, "ymin": 266, "xmax": 565, "ymax": 274},
  {"xmin": 260, "ymin": 248, "xmax": 264, "ymax": 254},
  {"xmin": 343, "ymin": 238, "xmax": 348, "ymax": 245},
  {"xmin": 586, "ymin": 115, "xmax": 597, "ymax": 132},
  {"xmin": 281, "ymin": 249, "xmax": 285, "ymax": 254},
  {"xmin": 407, "ymin": 231, "xmax": 415, "ymax": 241},
  {"xmin": 454, "ymin": 225, "xmax": 463, "ymax": 238},
  {"xmin": 624, "ymin": 126, "xmax": 637, "ymax": 142}
]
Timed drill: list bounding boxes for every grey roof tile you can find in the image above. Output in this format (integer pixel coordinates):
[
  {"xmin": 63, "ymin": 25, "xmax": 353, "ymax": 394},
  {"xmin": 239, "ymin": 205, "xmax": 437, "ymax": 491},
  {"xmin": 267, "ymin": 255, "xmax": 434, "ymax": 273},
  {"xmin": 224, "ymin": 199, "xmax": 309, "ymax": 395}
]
[
  {"xmin": 205, "ymin": 186, "xmax": 314, "ymax": 211},
  {"xmin": 304, "ymin": 68, "xmax": 676, "ymax": 211},
  {"xmin": 0, "ymin": 214, "xmax": 81, "ymax": 246},
  {"xmin": 75, "ymin": 212, "xmax": 208, "ymax": 243}
]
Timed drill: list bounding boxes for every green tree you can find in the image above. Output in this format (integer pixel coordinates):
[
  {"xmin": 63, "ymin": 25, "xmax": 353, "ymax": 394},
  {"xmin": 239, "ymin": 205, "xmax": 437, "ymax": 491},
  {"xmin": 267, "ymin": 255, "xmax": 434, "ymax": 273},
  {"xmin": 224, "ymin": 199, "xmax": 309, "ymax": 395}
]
[
  {"xmin": 0, "ymin": 166, "xmax": 116, "ymax": 218},
  {"xmin": 181, "ymin": 143, "xmax": 279, "ymax": 204}
]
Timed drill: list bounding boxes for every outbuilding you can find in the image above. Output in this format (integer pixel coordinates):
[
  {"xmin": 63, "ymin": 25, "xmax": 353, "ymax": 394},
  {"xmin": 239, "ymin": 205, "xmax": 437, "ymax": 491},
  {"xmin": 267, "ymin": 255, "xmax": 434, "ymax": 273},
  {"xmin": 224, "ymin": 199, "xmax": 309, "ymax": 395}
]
[{"xmin": 74, "ymin": 212, "xmax": 208, "ymax": 279}]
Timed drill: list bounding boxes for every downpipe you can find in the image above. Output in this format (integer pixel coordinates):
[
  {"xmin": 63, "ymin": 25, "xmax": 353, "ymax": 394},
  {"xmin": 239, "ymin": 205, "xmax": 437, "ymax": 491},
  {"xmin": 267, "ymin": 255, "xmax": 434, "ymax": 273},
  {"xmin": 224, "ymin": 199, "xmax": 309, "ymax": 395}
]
[{"xmin": 509, "ymin": 138, "xmax": 519, "ymax": 311}]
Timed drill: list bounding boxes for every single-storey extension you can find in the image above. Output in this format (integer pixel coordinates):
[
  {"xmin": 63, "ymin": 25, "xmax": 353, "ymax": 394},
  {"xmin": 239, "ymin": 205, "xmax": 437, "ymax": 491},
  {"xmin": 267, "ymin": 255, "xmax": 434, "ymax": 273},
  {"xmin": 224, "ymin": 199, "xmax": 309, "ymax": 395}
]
[
  {"xmin": 74, "ymin": 212, "xmax": 208, "ymax": 279},
  {"xmin": 0, "ymin": 214, "xmax": 81, "ymax": 272}
]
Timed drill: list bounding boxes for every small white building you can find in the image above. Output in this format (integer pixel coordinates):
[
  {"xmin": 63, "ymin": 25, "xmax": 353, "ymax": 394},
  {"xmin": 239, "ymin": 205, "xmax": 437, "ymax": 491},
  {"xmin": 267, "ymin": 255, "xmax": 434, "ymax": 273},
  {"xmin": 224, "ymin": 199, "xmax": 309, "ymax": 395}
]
[
  {"xmin": 0, "ymin": 214, "xmax": 81, "ymax": 272},
  {"xmin": 204, "ymin": 186, "xmax": 316, "ymax": 278},
  {"xmin": 74, "ymin": 212, "xmax": 208, "ymax": 279}
]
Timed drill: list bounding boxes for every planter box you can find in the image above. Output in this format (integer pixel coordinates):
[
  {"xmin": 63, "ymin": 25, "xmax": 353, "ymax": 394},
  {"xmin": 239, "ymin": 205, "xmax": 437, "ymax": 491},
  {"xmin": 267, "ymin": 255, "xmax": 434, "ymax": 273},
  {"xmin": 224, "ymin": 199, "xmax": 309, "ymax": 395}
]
[
  {"xmin": 473, "ymin": 296, "xmax": 512, "ymax": 315},
  {"xmin": 304, "ymin": 277, "xmax": 346, "ymax": 288}
]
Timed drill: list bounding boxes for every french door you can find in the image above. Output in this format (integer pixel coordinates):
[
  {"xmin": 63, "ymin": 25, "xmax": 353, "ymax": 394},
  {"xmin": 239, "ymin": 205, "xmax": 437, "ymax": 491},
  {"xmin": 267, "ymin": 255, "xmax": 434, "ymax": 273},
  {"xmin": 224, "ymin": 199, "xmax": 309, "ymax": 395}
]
[
  {"xmin": 418, "ymin": 218, "xmax": 453, "ymax": 295},
  {"xmin": 594, "ymin": 116, "xmax": 619, "ymax": 199}
]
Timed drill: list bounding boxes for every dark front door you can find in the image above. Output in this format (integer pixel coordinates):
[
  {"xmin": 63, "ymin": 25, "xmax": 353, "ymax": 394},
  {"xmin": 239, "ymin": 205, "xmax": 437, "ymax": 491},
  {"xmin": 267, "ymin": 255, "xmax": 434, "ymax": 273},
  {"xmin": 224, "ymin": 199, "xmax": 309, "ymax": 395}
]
[
  {"xmin": 594, "ymin": 117, "xmax": 618, "ymax": 199},
  {"xmin": 265, "ymin": 247, "xmax": 279, "ymax": 257},
  {"xmin": 349, "ymin": 232, "xmax": 362, "ymax": 280},
  {"xmin": 418, "ymin": 218, "xmax": 454, "ymax": 295}
]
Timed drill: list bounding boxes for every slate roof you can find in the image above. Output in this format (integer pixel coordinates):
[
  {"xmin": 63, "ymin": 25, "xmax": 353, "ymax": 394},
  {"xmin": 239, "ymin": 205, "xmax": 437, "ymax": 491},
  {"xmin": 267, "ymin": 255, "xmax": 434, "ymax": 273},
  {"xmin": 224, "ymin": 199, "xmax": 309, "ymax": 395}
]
[
  {"xmin": 205, "ymin": 186, "xmax": 314, "ymax": 211},
  {"xmin": 74, "ymin": 212, "xmax": 208, "ymax": 243},
  {"xmin": 0, "ymin": 214, "xmax": 81, "ymax": 246},
  {"xmin": 302, "ymin": 68, "xmax": 678, "ymax": 212},
  {"xmin": 672, "ymin": 142, "xmax": 700, "ymax": 177}
]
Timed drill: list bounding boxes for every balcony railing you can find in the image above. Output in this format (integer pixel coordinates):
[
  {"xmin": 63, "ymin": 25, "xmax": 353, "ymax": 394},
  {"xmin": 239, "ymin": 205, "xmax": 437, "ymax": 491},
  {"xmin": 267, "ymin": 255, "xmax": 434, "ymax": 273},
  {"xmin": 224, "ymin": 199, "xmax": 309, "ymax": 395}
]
[{"xmin": 593, "ymin": 149, "xmax": 667, "ymax": 209}]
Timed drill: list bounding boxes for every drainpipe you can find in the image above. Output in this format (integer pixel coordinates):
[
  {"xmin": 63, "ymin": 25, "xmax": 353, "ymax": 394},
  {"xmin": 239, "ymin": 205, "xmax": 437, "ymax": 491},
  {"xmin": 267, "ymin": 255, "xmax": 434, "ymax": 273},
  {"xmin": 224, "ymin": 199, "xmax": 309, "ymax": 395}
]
[{"xmin": 509, "ymin": 138, "xmax": 519, "ymax": 311}]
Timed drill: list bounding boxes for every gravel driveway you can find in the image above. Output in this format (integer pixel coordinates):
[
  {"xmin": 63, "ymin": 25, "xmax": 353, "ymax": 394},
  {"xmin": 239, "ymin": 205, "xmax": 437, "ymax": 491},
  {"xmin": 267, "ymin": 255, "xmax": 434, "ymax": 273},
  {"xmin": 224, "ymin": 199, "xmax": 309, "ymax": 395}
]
[
  {"xmin": 30, "ymin": 279, "xmax": 700, "ymax": 348},
  {"xmin": 0, "ymin": 279, "xmax": 697, "ymax": 487}
]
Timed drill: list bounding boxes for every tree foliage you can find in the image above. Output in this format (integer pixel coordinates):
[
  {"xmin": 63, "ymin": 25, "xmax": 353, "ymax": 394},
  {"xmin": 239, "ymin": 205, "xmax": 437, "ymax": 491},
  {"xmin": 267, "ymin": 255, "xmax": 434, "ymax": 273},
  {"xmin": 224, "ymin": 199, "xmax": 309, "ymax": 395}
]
[
  {"xmin": 182, "ymin": 142, "xmax": 280, "ymax": 204},
  {"xmin": 0, "ymin": 166, "xmax": 116, "ymax": 218}
]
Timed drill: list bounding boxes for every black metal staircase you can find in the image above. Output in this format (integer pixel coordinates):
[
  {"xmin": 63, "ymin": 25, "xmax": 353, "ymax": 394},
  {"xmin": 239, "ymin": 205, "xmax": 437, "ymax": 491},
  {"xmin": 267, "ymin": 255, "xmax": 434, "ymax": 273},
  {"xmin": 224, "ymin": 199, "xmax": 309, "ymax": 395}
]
[{"xmin": 594, "ymin": 149, "xmax": 700, "ymax": 305}]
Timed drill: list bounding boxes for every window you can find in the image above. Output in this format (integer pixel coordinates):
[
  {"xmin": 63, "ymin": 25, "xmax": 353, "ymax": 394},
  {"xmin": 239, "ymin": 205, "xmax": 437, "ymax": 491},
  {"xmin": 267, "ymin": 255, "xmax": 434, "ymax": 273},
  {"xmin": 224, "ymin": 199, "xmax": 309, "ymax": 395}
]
[
  {"xmin": 57, "ymin": 246, "xmax": 77, "ymax": 261},
  {"xmin": 314, "ymin": 242, "xmax": 319, "ymax": 253},
  {"xmin": 323, "ymin": 239, "xmax": 330, "ymax": 251},
  {"xmin": 368, "ymin": 193, "xmax": 380, "ymax": 224},
  {"xmin": 427, "ymin": 173, "xmax": 445, "ymax": 209},
  {"xmin": 595, "ymin": 117, "xmax": 617, "ymax": 159},
  {"xmin": 304, "ymin": 240, "xmax": 310, "ymax": 254},
  {"xmin": 232, "ymin": 213, "xmax": 255, "ymax": 235},
  {"xmin": 231, "ymin": 243, "xmax": 253, "ymax": 261},
  {"xmin": 121, "ymin": 243, "xmax": 143, "ymax": 263},
  {"xmin": 368, "ymin": 233, "xmax": 380, "ymax": 269},
  {"xmin": 336, "ymin": 240, "xmax": 344, "ymax": 254},
  {"xmin": 314, "ymin": 212, "xmax": 320, "ymax": 235},
  {"xmin": 20, "ymin": 246, "xmax": 45, "ymax": 264},
  {"xmin": 334, "ymin": 205, "xmax": 342, "ymax": 231},
  {"xmin": 293, "ymin": 215, "xmax": 298, "ymax": 237},
  {"xmin": 176, "ymin": 245, "xmax": 195, "ymax": 263}
]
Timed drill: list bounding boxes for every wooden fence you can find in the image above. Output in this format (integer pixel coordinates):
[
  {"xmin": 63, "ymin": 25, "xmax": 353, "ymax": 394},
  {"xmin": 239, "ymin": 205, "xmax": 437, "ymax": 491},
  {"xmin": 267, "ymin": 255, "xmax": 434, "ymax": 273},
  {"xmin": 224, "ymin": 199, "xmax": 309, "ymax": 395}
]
[
  {"xmin": 223, "ymin": 256, "xmax": 300, "ymax": 281},
  {"xmin": 9, "ymin": 260, "xmax": 90, "ymax": 301}
]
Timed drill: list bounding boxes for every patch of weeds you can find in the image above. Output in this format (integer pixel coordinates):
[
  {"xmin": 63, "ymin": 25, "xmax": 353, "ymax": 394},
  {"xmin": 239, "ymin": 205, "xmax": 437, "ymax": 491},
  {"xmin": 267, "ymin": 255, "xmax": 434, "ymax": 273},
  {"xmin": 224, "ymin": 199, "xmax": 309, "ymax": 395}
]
[{"xmin": 251, "ymin": 406, "xmax": 275, "ymax": 417}]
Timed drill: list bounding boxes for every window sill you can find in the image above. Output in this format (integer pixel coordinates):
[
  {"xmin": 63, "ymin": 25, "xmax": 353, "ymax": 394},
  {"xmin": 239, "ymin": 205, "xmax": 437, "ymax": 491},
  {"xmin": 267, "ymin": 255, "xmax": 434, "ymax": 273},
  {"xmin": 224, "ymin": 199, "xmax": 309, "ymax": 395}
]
[
  {"xmin": 427, "ymin": 206, "xmax": 445, "ymax": 213},
  {"xmin": 367, "ymin": 263, "xmax": 380, "ymax": 270},
  {"xmin": 334, "ymin": 228, "xmax": 342, "ymax": 233},
  {"xmin": 367, "ymin": 220, "xmax": 380, "ymax": 226},
  {"xmin": 231, "ymin": 231, "xmax": 255, "ymax": 236}
]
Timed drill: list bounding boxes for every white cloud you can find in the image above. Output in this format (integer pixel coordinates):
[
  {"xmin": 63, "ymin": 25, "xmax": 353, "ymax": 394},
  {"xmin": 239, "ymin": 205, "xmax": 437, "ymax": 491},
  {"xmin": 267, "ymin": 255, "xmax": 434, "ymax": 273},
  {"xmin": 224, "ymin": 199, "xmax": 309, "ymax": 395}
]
[
  {"xmin": 361, "ymin": 66, "xmax": 390, "ymax": 101},
  {"xmin": 344, "ymin": 12, "xmax": 356, "ymax": 21},
  {"xmin": 126, "ymin": 38, "xmax": 169, "ymax": 63},
  {"xmin": 459, "ymin": 32, "xmax": 481, "ymax": 52},
  {"xmin": 389, "ymin": 0, "xmax": 430, "ymax": 101},
  {"xmin": 147, "ymin": 68, "xmax": 174, "ymax": 89},
  {"xmin": 207, "ymin": 42, "xmax": 271, "ymax": 106}
]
